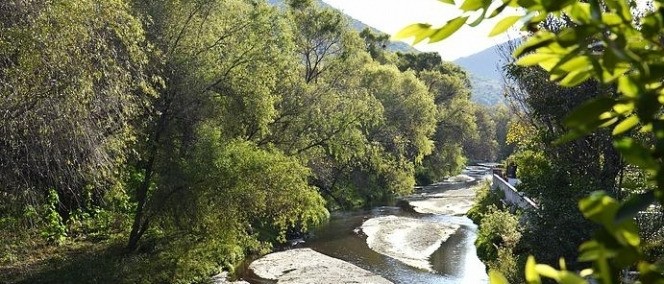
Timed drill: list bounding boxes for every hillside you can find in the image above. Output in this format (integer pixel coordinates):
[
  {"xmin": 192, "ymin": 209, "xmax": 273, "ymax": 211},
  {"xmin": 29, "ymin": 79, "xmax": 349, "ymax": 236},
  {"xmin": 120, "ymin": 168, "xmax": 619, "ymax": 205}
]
[{"xmin": 267, "ymin": 0, "xmax": 418, "ymax": 54}]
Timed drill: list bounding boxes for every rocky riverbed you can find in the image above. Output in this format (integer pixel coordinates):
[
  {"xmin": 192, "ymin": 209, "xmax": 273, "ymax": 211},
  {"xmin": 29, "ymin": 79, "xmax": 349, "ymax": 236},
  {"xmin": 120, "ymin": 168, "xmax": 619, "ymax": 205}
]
[
  {"xmin": 248, "ymin": 248, "xmax": 392, "ymax": 284},
  {"xmin": 242, "ymin": 169, "xmax": 492, "ymax": 284}
]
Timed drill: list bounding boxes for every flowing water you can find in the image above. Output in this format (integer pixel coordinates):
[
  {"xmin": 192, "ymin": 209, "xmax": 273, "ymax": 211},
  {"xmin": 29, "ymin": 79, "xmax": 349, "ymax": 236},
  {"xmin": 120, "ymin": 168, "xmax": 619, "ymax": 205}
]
[{"xmin": 241, "ymin": 166, "xmax": 492, "ymax": 284}]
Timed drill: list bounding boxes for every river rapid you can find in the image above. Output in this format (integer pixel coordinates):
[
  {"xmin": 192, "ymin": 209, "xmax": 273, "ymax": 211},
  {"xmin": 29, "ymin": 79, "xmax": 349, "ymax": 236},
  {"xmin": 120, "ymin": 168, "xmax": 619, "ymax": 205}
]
[{"xmin": 240, "ymin": 166, "xmax": 493, "ymax": 284}]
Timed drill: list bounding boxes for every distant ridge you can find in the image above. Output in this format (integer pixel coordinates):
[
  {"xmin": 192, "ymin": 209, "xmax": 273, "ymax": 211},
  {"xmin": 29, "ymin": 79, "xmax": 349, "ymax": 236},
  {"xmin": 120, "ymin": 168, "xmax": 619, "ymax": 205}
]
[
  {"xmin": 454, "ymin": 40, "xmax": 516, "ymax": 81},
  {"xmin": 453, "ymin": 40, "xmax": 521, "ymax": 106}
]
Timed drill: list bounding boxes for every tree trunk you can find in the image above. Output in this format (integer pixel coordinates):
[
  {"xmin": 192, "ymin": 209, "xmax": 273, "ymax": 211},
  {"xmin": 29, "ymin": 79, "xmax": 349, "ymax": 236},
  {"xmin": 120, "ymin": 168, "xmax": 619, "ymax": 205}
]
[
  {"xmin": 127, "ymin": 156, "xmax": 154, "ymax": 252},
  {"xmin": 126, "ymin": 112, "xmax": 167, "ymax": 252}
]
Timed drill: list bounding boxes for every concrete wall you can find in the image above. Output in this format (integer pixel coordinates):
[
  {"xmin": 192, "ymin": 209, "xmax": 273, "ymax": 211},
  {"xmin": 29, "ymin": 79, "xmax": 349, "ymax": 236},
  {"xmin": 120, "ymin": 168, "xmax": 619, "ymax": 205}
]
[{"xmin": 492, "ymin": 174, "xmax": 538, "ymax": 210}]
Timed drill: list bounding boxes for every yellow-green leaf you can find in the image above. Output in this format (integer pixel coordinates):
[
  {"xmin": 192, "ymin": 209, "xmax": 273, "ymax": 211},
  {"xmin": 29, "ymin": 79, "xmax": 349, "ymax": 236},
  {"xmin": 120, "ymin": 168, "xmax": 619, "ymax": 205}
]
[
  {"xmin": 489, "ymin": 270, "xmax": 510, "ymax": 284},
  {"xmin": 513, "ymin": 33, "xmax": 555, "ymax": 57},
  {"xmin": 559, "ymin": 70, "xmax": 592, "ymax": 87},
  {"xmin": 525, "ymin": 256, "xmax": 541, "ymax": 284},
  {"xmin": 535, "ymin": 264, "xmax": 561, "ymax": 280},
  {"xmin": 613, "ymin": 102, "xmax": 634, "ymax": 115},
  {"xmin": 516, "ymin": 53, "xmax": 558, "ymax": 66},
  {"xmin": 612, "ymin": 115, "xmax": 639, "ymax": 136},
  {"xmin": 559, "ymin": 271, "xmax": 588, "ymax": 284},
  {"xmin": 618, "ymin": 76, "xmax": 639, "ymax": 98},
  {"xmin": 460, "ymin": 0, "xmax": 487, "ymax": 11},
  {"xmin": 438, "ymin": 0, "xmax": 455, "ymax": 4},
  {"xmin": 428, "ymin": 16, "xmax": 469, "ymax": 43},
  {"xmin": 490, "ymin": 15, "xmax": 522, "ymax": 36},
  {"xmin": 393, "ymin": 23, "xmax": 434, "ymax": 44}
]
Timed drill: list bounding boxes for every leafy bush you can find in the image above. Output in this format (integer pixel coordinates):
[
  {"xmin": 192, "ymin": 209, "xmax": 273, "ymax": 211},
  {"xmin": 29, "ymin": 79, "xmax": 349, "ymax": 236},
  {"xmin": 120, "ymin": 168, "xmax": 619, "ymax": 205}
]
[
  {"xmin": 467, "ymin": 182, "xmax": 503, "ymax": 224},
  {"xmin": 41, "ymin": 189, "xmax": 67, "ymax": 245},
  {"xmin": 474, "ymin": 206, "xmax": 523, "ymax": 282}
]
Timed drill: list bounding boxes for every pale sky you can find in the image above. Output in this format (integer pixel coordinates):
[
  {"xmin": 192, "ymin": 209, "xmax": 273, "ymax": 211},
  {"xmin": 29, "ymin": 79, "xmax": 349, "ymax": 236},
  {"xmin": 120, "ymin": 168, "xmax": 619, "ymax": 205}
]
[{"xmin": 322, "ymin": 0, "xmax": 516, "ymax": 61}]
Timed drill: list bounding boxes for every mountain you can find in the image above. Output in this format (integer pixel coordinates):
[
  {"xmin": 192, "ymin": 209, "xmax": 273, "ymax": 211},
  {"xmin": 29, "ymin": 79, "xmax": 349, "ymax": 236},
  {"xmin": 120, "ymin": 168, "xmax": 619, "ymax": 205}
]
[
  {"xmin": 454, "ymin": 43, "xmax": 509, "ymax": 81},
  {"xmin": 454, "ymin": 40, "xmax": 520, "ymax": 106},
  {"xmin": 267, "ymin": 0, "xmax": 419, "ymax": 54}
]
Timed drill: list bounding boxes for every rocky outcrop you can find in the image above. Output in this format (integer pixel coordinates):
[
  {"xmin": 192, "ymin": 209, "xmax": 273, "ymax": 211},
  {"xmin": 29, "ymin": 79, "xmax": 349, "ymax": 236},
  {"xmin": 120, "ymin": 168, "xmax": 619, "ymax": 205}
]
[
  {"xmin": 249, "ymin": 248, "xmax": 392, "ymax": 284},
  {"xmin": 361, "ymin": 215, "xmax": 459, "ymax": 271}
]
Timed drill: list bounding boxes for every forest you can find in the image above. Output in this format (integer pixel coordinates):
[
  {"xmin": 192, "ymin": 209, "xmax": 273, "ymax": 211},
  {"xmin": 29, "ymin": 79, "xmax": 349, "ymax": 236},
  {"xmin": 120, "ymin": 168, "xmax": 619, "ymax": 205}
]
[{"xmin": 0, "ymin": 0, "xmax": 510, "ymax": 282}]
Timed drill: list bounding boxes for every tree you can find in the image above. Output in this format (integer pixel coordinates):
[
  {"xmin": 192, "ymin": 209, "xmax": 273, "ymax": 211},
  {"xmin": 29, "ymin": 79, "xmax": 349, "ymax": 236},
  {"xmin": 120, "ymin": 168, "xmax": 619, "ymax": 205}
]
[
  {"xmin": 126, "ymin": 0, "xmax": 311, "ymax": 252},
  {"xmin": 396, "ymin": 52, "xmax": 476, "ymax": 184}
]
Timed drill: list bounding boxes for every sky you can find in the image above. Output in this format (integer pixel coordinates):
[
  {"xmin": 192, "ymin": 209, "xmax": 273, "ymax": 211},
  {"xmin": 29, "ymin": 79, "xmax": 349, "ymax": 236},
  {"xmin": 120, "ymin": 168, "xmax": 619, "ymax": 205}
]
[{"xmin": 322, "ymin": 0, "xmax": 516, "ymax": 61}]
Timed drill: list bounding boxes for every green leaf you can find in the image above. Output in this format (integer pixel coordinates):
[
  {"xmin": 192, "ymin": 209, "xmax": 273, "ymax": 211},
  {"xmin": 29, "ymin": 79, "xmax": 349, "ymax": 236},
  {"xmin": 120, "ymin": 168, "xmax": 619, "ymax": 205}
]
[
  {"xmin": 542, "ymin": 0, "xmax": 577, "ymax": 12},
  {"xmin": 559, "ymin": 271, "xmax": 588, "ymax": 284},
  {"xmin": 535, "ymin": 264, "xmax": 560, "ymax": 280},
  {"xmin": 514, "ymin": 33, "xmax": 556, "ymax": 57},
  {"xmin": 516, "ymin": 53, "xmax": 558, "ymax": 66},
  {"xmin": 615, "ymin": 191, "xmax": 655, "ymax": 224},
  {"xmin": 557, "ymin": 56, "xmax": 592, "ymax": 73},
  {"xmin": 489, "ymin": 15, "xmax": 521, "ymax": 36},
  {"xmin": 460, "ymin": 0, "xmax": 487, "ymax": 11},
  {"xmin": 613, "ymin": 137, "xmax": 659, "ymax": 170},
  {"xmin": 428, "ymin": 16, "xmax": 469, "ymax": 43},
  {"xmin": 393, "ymin": 23, "xmax": 434, "ymax": 44},
  {"xmin": 566, "ymin": 3, "xmax": 591, "ymax": 21},
  {"xmin": 612, "ymin": 115, "xmax": 639, "ymax": 136},
  {"xmin": 618, "ymin": 76, "xmax": 640, "ymax": 98},
  {"xmin": 559, "ymin": 69, "xmax": 592, "ymax": 86},
  {"xmin": 489, "ymin": 270, "xmax": 510, "ymax": 284},
  {"xmin": 564, "ymin": 97, "xmax": 616, "ymax": 130},
  {"xmin": 438, "ymin": 0, "xmax": 455, "ymax": 4},
  {"xmin": 489, "ymin": 2, "xmax": 510, "ymax": 18},
  {"xmin": 525, "ymin": 256, "xmax": 541, "ymax": 284},
  {"xmin": 578, "ymin": 192, "xmax": 619, "ymax": 226}
]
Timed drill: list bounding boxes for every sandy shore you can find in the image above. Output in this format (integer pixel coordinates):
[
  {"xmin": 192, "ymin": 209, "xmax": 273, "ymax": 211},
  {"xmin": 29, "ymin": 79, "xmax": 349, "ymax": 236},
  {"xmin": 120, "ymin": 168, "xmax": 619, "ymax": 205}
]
[
  {"xmin": 361, "ymin": 215, "xmax": 459, "ymax": 271},
  {"xmin": 249, "ymin": 248, "xmax": 392, "ymax": 284}
]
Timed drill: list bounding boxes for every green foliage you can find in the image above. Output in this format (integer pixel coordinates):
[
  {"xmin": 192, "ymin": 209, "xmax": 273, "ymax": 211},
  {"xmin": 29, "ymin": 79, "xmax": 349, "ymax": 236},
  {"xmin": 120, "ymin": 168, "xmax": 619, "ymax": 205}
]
[
  {"xmin": 41, "ymin": 189, "xmax": 67, "ymax": 245},
  {"xmin": 398, "ymin": 0, "xmax": 664, "ymax": 282},
  {"xmin": 475, "ymin": 205, "xmax": 523, "ymax": 282},
  {"xmin": 467, "ymin": 182, "xmax": 504, "ymax": 224},
  {"xmin": 469, "ymin": 183, "xmax": 519, "ymax": 282},
  {"xmin": 0, "ymin": 0, "xmax": 487, "ymax": 281},
  {"xmin": 508, "ymin": 150, "xmax": 551, "ymax": 195}
]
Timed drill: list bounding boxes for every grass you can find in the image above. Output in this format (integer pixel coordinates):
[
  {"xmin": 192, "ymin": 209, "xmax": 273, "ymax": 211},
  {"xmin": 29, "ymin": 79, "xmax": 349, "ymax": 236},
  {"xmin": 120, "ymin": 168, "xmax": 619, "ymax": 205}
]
[{"xmin": 0, "ymin": 230, "xmax": 172, "ymax": 284}]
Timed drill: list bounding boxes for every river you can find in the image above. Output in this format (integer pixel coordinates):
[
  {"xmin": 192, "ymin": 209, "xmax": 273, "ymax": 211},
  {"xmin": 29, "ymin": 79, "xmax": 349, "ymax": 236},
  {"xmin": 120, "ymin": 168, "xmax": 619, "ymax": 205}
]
[{"xmin": 240, "ymin": 166, "xmax": 492, "ymax": 284}]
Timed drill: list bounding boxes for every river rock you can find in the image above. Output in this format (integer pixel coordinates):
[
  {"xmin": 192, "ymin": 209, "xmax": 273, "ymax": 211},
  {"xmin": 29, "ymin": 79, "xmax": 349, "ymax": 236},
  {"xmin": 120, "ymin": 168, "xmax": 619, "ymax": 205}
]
[
  {"xmin": 361, "ymin": 215, "xmax": 459, "ymax": 271},
  {"xmin": 210, "ymin": 271, "xmax": 250, "ymax": 284},
  {"xmin": 249, "ymin": 248, "xmax": 392, "ymax": 284},
  {"xmin": 448, "ymin": 174, "xmax": 475, "ymax": 183},
  {"xmin": 408, "ymin": 187, "xmax": 477, "ymax": 215}
]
